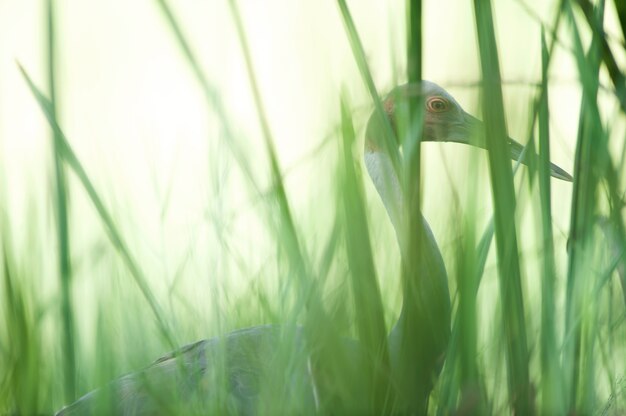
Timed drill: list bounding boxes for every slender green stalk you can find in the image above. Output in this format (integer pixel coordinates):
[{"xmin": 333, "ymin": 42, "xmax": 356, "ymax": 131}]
[
  {"xmin": 537, "ymin": 29, "xmax": 564, "ymax": 415},
  {"xmin": 406, "ymin": 0, "xmax": 421, "ymax": 85},
  {"xmin": 1, "ymin": 238, "xmax": 42, "ymax": 414},
  {"xmin": 153, "ymin": 0, "xmax": 262, "ymax": 195},
  {"xmin": 46, "ymin": 0, "xmax": 75, "ymax": 403},
  {"xmin": 340, "ymin": 98, "xmax": 393, "ymax": 413},
  {"xmin": 399, "ymin": 1, "xmax": 451, "ymax": 413},
  {"xmin": 614, "ymin": 0, "xmax": 626, "ymax": 40},
  {"xmin": 403, "ymin": 0, "xmax": 423, "ymax": 265},
  {"xmin": 17, "ymin": 65, "xmax": 175, "ymax": 350},
  {"xmin": 454, "ymin": 213, "xmax": 484, "ymax": 413},
  {"xmin": 472, "ymin": 1, "xmax": 532, "ymax": 413},
  {"xmin": 4, "ymin": 2, "xmax": 626, "ymax": 414},
  {"xmin": 573, "ymin": 0, "xmax": 626, "ymax": 309},
  {"xmin": 226, "ymin": 3, "xmax": 364, "ymax": 413},
  {"xmin": 563, "ymin": 1, "xmax": 605, "ymax": 412},
  {"xmin": 226, "ymin": 0, "xmax": 308, "ymax": 285},
  {"xmin": 335, "ymin": 0, "xmax": 400, "ymax": 173},
  {"xmin": 575, "ymin": 0, "xmax": 626, "ymax": 115}
]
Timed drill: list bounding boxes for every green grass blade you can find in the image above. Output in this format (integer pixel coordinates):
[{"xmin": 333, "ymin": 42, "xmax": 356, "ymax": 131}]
[
  {"xmin": 454, "ymin": 220, "xmax": 485, "ymax": 413},
  {"xmin": 537, "ymin": 29, "xmax": 564, "ymax": 415},
  {"xmin": 153, "ymin": 0, "xmax": 262, "ymax": 196},
  {"xmin": 614, "ymin": 0, "xmax": 626, "ymax": 40},
  {"xmin": 572, "ymin": 0, "xmax": 626, "ymax": 308},
  {"xmin": 340, "ymin": 98, "xmax": 393, "ymax": 413},
  {"xmin": 228, "ymin": 0, "xmax": 317, "ymax": 318},
  {"xmin": 472, "ymin": 1, "xmax": 531, "ymax": 413},
  {"xmin": 1, "ymin": 239, "xmax": 43, "ymax": 414},
  {"xmin": 575, "ymin": 0, "xmax": 626, "ymax": 115},
  {"xmin": 401, "ymin": 1, "xmax": 452, "ymax": 412},
  {"xmin": 46, "ymin": 0, "xmax": 76, "ymax": 402},
  {"xmin": 406, "ymin": 0, "xmax": 422, "ymax": 84},
  {"xmin": 17, "ymin": 64, "xmax": 174, "ymax": 349},
  {"xmin": 563, "ymin": 1, "xmax": 608, "ymax": 412},
  {"xmin": 335, "ymin": 0, "xmax": 400, "ymax": 174},
  {"xmin": 226, "ymin": 3, "xmax": 363, "ymax": 412}
]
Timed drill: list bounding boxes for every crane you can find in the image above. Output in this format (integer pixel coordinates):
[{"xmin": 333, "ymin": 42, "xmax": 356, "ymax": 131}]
[{"xmin": 56, "ymin": 81, "xmax": 571, "ymax": 415}]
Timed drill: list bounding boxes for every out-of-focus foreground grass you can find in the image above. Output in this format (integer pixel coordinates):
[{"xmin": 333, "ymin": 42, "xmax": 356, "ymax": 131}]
[{"xmin": 1, "ymin": 0, "xmax": 625, "ymax": 414}]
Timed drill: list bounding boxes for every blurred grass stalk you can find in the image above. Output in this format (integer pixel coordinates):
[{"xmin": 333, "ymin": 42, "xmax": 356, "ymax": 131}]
[
  {"xmin": 339, "ymin": 98, "xmax": 394, "ymax": 412},
  {"xmin": 2, "ymin": 0, "xmax": 626, "ymax": 414},
  {"xmin": 227, "ymin": 1, "xmax": 378, "ymax": 412},
  {"xmin": 46, "ymin": 0, "xmax": 76, "ymax": 402},
  {"xmin": 18, "ymin": 66, "xmax": 175, "ymax": 346},
  {"xmin": 563, "ymin": 0, "xmax": 620, "ymax": 413},
  {"xmin": 473, "ymin": 0, "xmax": 532, "ymax": 414},
  {"xmin": 537, "ymin": 29, "xmax": 564, "ymax": 415}
]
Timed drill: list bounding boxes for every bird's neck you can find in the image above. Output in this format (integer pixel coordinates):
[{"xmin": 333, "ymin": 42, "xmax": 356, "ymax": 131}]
[
  {"xmin": 364, "ymin": 150, "xmax": 404, "ymax": 239},
  {"xmin": 365, "ymin": 148, "xmax": 451, "ymax": 410}
]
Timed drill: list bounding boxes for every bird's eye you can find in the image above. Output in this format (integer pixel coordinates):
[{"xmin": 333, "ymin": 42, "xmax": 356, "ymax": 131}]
[{"xmin": 426, "ymin": 97, "xmax": 449, "ymax": 112}]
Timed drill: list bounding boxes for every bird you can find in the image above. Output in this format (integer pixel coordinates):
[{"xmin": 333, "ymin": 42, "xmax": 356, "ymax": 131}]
[{"xmin": 56, "ymin": 81, "xmax": 572, "ymax": 416}]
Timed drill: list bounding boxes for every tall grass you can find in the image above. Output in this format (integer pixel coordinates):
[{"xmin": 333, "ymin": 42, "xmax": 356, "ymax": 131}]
[
  {"xmin": 537, "ymin": 29, "xmax": 563, "ymax": 415},
  {"xmin": 46, "ymin": 0, "xmax": 76, "ymax": 403},
  {"xmin": 473, "ymin": 1, "xmax": 531, "ymax": 413},
  {"xmin": 0, "ymin": 0, "xmax": 625, "ymax": 415}
]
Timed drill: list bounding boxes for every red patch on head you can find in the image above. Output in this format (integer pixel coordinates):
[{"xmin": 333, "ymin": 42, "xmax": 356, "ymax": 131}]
[
  {"xmin": 365, "ymin": 95, "xmax": 397, "ymax": 153},
  {"xmin": 383, "ymin": 96, "xmax": 395, "ymax": 117}
]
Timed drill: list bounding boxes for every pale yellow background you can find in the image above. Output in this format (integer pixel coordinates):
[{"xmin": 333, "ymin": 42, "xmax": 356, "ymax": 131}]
[{"xmin": 1, "ymin": 1, "xmax": 624, "ymax": 358}]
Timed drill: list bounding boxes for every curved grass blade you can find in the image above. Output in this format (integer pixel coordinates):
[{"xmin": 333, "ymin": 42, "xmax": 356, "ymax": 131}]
[
  {"xmin": 473, "ymin": 0, "xmax": 532, "ymax": 413},
  {"xmin": 574, "ymin": 0, "xmax": 626, "ymax": 115},
  {"xmin": 340, "ymin": 97, "xmax": 393, "ymax": 413},
  {"xmin": 561, "ymin": 1, "xmax": 626, "ymax": 412},
  {"xmin": 17, "ymin": 64, "xmax": 174, "ymax": 349},
  {"xmin": 537, "ymin": 29, "xmax": 565, "ymax": 415},
  {"xmin": 335, "ymin": 0, "xmax": 400, "ymax": 174},
  {"xmin": 46, "ymin": 0, "xmax": 76, "ymax": 402},
  {"xmin": 154, "ymin": 0, "xmax": 261, "ymax": 196}
]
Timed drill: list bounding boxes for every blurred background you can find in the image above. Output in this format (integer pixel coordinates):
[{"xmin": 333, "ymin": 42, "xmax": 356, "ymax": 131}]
[{"xmin": 1, "ymin": 0, "xmax": 624, "ymax": 413}]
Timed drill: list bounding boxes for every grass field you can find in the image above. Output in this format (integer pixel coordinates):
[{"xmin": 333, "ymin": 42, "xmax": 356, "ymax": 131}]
[{"xmin": 1, "ymin": 0, "xmax": 625, "ymax": 414}]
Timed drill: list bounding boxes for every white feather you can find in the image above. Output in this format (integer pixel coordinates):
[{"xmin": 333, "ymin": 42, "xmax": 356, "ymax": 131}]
[{"xmin": 364, "ymin": 150, "xmax": 404, "ymax": 236}]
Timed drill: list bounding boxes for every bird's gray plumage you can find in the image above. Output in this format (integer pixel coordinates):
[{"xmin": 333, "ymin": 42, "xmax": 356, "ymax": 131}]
[{"xmin": 56, "ymin": 326, "xmax": 319, "ymax": 415}]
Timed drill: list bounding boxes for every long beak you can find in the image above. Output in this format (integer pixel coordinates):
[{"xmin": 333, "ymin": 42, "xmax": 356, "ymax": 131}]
[{"xmin": 456, "ymin": 113, "xmax": 573, "ymax": 182}]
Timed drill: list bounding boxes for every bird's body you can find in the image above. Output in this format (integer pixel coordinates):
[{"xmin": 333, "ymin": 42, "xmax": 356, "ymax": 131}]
[
  {"xmin": 56, "ymin": 81, "xmax": 571, "ymax": 415},
  {"xmin": 57, "ymin": 326, "xmax": 318, "ymax": 415}
]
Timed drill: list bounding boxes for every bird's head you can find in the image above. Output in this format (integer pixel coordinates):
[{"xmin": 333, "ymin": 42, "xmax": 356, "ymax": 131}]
[{"xmin": 365, "ymin": 81, "xmax": 573, "ymax": 181}]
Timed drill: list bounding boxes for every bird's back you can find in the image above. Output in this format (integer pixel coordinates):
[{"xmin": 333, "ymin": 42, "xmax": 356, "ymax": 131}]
[{"xmin": 56, "ymin": 325, "xmax": 317, "ymax": 416}]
